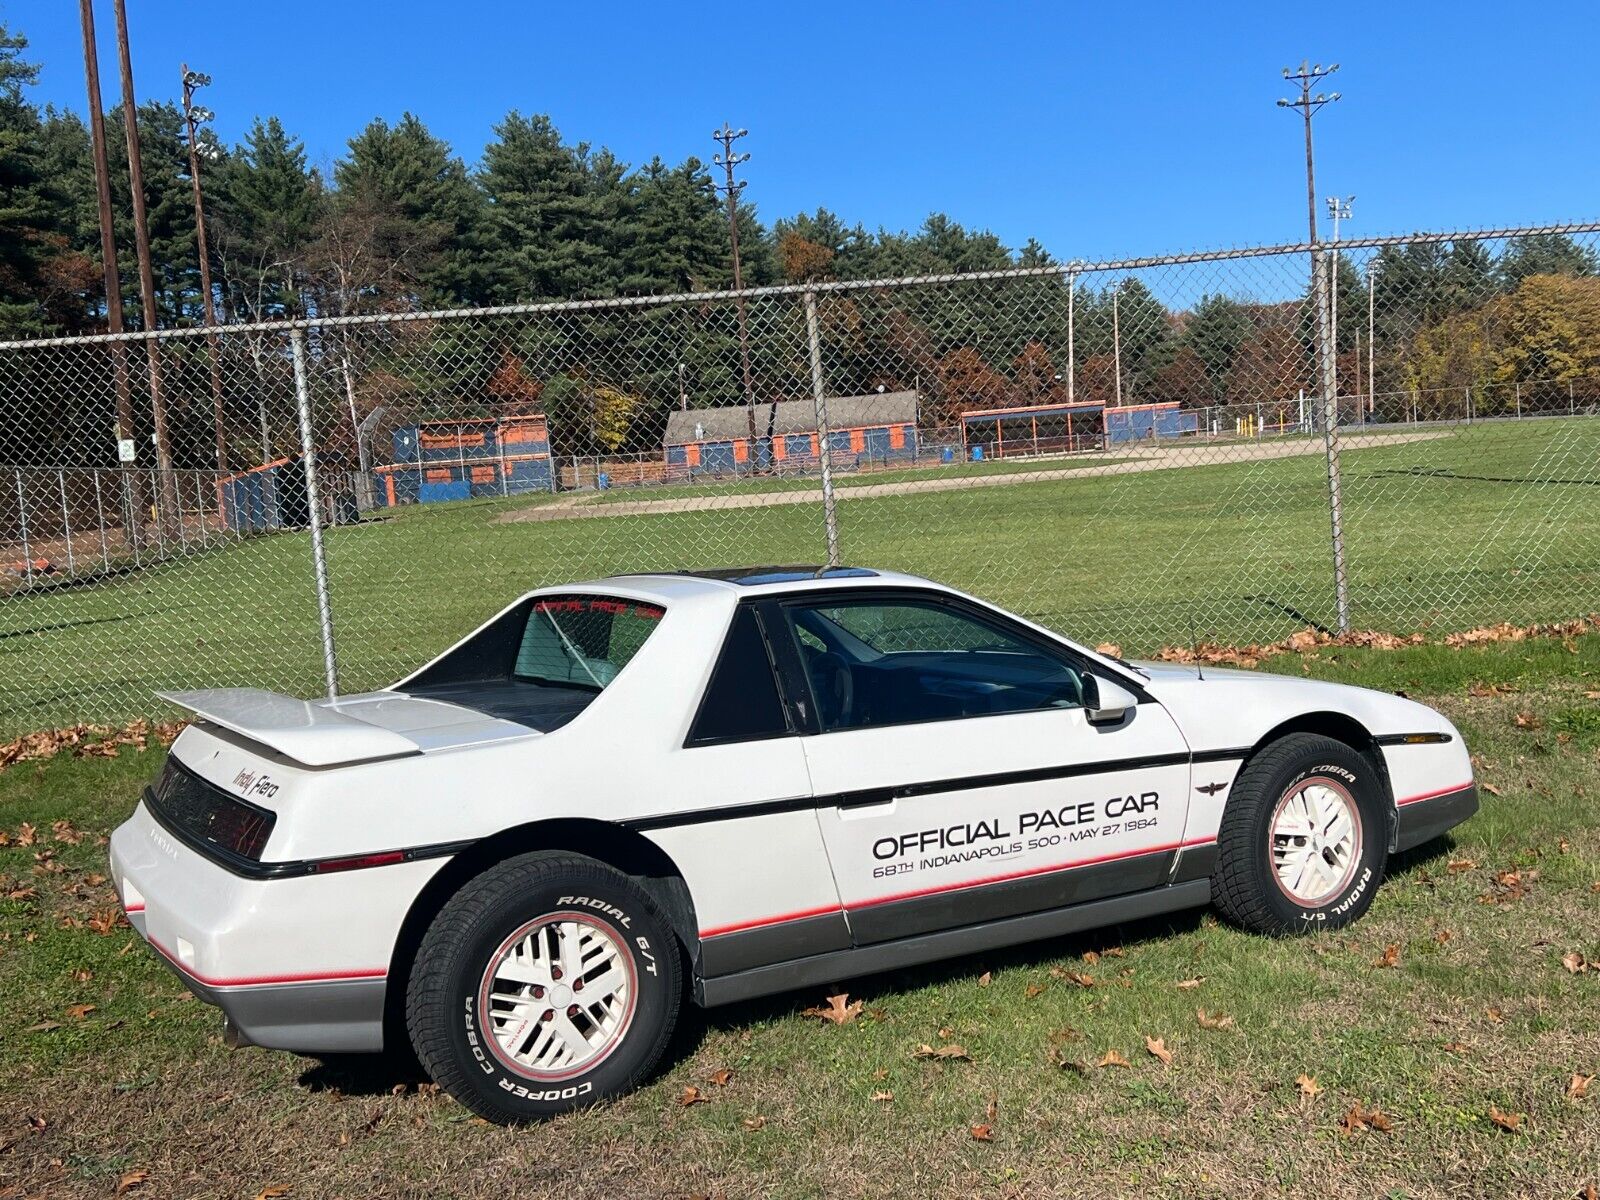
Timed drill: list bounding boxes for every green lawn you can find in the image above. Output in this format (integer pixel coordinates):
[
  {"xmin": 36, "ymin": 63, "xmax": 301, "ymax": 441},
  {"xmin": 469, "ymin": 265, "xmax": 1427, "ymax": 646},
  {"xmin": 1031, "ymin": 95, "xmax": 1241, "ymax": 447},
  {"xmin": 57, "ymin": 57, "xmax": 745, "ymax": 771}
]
[
  {"xmin": 1, "ymin": 636, "xmax": 1596, "ymax": 1198},
  {"xmin": 0, "ymin": 417, "xmax": 1594, "ymax": 733}
]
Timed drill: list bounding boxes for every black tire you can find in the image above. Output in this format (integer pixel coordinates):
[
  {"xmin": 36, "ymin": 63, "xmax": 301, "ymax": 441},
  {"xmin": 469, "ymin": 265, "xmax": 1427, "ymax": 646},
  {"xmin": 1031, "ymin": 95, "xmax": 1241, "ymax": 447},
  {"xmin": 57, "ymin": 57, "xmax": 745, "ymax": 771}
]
[
  {"xmin": 1212, "ymin": 733, "xmax": 1388, "ymax": 936},
  {"xmin": 406, "ymin": 851, "xmax": 682, "ymax": 1123}
]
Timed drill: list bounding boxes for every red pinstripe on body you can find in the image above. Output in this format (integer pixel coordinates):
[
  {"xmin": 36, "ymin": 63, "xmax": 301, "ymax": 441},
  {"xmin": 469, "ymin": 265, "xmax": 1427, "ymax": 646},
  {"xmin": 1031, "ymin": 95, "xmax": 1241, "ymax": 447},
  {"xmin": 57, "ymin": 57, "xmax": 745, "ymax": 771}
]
[
  {"xmin": 1396, "ymin": 782, "xmax": 1474, "ymax": 807},
  {"xmin": 148, "ymin": 935, "xmax": 385, "ymax": 989},
  {"xmin": 698, "ymin": 837, "xmax": 1217, "ymax": 939}
]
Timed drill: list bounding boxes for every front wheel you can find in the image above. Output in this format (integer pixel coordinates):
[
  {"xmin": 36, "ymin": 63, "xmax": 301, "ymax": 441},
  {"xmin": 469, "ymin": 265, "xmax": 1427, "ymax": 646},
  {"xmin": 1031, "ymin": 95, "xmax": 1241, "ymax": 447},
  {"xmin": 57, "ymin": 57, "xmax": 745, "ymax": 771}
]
[
  {"xmin": 406, "ymin": 852, "xmax": 682, "ymax": 1123},
  {"xmin": 1212, "ymin": 734, "xmax": 1388, "ymax": 935}
]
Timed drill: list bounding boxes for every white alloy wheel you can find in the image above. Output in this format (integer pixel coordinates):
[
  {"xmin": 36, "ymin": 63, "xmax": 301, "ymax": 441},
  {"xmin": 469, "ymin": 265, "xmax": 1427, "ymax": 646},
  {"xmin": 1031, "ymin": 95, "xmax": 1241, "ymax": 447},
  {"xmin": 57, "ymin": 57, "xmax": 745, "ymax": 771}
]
[
  {"xmin": 477, "ymin": 911, "xmax": 637, "ymax": 1080},
  {"xmin": 1268, "ymin": 777, "xmax": 1363, "ymax": 906}
]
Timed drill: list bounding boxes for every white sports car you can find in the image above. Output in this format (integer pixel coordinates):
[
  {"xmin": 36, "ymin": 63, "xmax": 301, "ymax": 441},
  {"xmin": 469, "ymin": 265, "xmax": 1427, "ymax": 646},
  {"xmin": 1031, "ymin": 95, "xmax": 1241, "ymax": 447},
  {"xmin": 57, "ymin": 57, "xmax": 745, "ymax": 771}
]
[{"xmin": 109, "ymin": 567, "xmax": 1476, "ymax": 1122}]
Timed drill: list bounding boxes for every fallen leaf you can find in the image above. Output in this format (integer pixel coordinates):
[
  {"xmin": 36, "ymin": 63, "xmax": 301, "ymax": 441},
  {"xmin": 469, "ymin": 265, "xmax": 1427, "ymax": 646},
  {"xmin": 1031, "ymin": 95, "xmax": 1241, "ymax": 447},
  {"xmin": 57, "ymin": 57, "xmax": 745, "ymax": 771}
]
[
  {"xmin": 1568, "ymin": 1073, "xmax": 1594, "ymax": 1101},
  {"xmin": 1096, "ymin": 1050, "xmax": 1130, "ymax": 1069},
  {"xmin": 985, "ymin": 1094, "xmax": 998, "ymax": 1122},
  {"xmin": 253, "ymin": 1188, "xmax": 291, "ymax": 1200},
  {"xmin": 1144, "ymin": 1036, "xmax": 1172, "ymax": 1066},
  {"xmin": 969, "ymin": 1123, "xmax": 993, "ymax": 1141},
  {"xmin": 1373, "ymin": 943, "xmax": 1401, "ymax": 969},
  {"xmin": 1488, "ymin": 1104, "xmax": 1524, "ymax": 1132},
  {"xmin": 1101, "ymin": 947, "xmax": 1125, "ymax": 959},
  {"xmin": 1513, "ymin": 711, "xmax": 1542, "ymax": 730},
  {"xmin": 1486, "ymin": 1007, "xmax": 1506, "ymax": 1024},
  {"xmin": 1295, "ymin": 1073, "xmax": 1322, "ymax": 1097},
  {"xmin": 1060, "ymin": 971, "xmax": 1095, "ymax": 988},
  {"xmin": 1340, "ymin": 1102, "xmax": 1394, "ymax": 1135},
  {"xmin": 1196, "ymin": 1009, "xmax": 1235, "ymax": 1031},
  {"xmin": 976, "ymin": 971, "xmax": 992, "ymax": 988},
  {"xmin": 1447, "ymin": 858, "xmax": 1478, "ymax": 873},
  {"xmin": 16, "ymin": 823, "xmax": 35, "ymax": 847},
  {"xmin": 64, "ymin": 1003, "xmax": 95, "ymax": 1021},
  {"xmin": 870, "ymin": 1090, "xmax": 893, "ymax": 1103},
  {"xmin": 1024, "ymin": 983, "xmax": 1045, "ymax": 999},
  {"xmin": 1081, "ymin": 950, "xmax": 1100, "ymax": 966},
  {"xmin": 1434, "ymin": 929, "xmax": 1454, "ymax": 945},
  {"xmin": 26, "ymin": 1021, "xmax": 61, "ymax": 1033},
  {"xmin": 871, "ymin": 1067, "xmax": 889, "ymax": 1081},
  {"xmin": 678, "ymin": 1086, "xmax": 710, "ymax": 1107},
  {"xmin": 742, "ymin": 1115, "xmax": 766, "ymax": 1131},
  {"xmin": 708, "ymin": 1068, "xmax": 734, "ymax": 1087},
  {"xmin": 913, "ymin": 1043, "xmax": 970, "ymax": 1062},
  {"xmin": 70, "ymin": 969, "xmax": 93, "ymax": 984},
  {"xmin": 115, "ymin": 1170, "xmax": 149, "ymax": 1194},
  {"xmin": 1482, "ymin": 782, "xmax": 1503, "ymax": 797},
  {"xmin": 801, "ymin": 994, "xmax": 863, "ymax": 1026},
  {"xmin": 1562, "ymin": 952, "xmax": 1588, "ymax": 975},
  {"xmin": 1175, "ymin": 977, "xmax": 1205, "ymax": 990},
  {"xmin": 1443, "ymin": 1041, "xmax": 1471, "ymax": 1054}
]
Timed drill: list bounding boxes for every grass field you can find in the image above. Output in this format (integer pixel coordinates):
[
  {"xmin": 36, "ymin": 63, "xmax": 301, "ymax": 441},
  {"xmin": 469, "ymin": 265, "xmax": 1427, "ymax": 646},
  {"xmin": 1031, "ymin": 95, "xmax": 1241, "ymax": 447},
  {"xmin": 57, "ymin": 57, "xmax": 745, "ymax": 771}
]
[
  {"xmin": 1, "ymin": 635, "xmax": 1597, "ymax": 1198},
  {"xmin": 0, "ymin": 417, "xmax": 1594, "ymax": 733}
]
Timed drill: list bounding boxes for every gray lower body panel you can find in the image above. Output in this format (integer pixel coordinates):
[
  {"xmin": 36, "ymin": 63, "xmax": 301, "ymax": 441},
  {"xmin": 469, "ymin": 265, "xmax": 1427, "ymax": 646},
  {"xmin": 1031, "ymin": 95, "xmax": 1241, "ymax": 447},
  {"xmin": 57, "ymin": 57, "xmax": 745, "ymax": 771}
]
[
  {"xmin": 154, "ymin": 954, "xmax": 387, "ymax": 1053},
  {"xmin": 1393, "ymin": 784, "xmax": 1480, "ymax": 853},
  {"xmin": 698, "ymin": 879, "xmax": 1212, "ymax": 1007}
]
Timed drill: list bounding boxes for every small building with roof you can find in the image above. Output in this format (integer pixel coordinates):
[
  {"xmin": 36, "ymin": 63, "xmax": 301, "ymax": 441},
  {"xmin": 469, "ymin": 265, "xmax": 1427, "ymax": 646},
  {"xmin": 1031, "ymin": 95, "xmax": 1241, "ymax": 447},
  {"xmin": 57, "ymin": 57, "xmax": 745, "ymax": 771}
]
[{"xmin": 664, "ymin": 392, "xmax": 919, "ymax": 475}]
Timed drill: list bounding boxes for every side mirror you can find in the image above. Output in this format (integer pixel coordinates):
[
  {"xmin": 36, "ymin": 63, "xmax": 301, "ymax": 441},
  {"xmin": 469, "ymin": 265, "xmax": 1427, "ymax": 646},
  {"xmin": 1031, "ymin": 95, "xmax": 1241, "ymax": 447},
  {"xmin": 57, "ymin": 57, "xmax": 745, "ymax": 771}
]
[{"xmin": 1083, "ymin": 675, "xmax": 1138, "ymax": 726}]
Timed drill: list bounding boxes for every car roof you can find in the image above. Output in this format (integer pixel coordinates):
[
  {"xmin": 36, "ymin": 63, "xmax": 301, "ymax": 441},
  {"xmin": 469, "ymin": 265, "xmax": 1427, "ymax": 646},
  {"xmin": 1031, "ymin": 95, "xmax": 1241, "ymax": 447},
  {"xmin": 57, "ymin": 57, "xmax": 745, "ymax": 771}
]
[{"xmin": 532, "ymin": 566, "xmax": 944, "ymax": 606}]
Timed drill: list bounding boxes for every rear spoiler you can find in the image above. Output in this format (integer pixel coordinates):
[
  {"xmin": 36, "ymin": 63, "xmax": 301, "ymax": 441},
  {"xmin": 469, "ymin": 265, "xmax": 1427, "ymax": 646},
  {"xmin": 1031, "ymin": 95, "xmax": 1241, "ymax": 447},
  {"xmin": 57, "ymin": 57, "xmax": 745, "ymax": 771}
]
[{"xmin": 157, "ymin": 688, "xmax": 420, "ymax": 768}]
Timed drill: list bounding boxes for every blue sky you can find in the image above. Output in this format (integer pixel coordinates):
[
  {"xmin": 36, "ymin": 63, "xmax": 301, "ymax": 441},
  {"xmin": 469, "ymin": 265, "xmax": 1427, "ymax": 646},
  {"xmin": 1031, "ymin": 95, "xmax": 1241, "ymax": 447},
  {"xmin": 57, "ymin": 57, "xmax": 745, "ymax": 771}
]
[{"xmin": 11, "ymin": 0, "xmax": 1598, "ymax": 262}]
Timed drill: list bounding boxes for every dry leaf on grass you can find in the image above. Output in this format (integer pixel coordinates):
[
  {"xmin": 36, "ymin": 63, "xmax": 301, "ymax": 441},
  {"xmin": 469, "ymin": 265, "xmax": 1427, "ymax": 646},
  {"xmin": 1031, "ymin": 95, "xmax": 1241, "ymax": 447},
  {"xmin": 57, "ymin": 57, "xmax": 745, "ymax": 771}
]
[
  {"xmin": 1561, "ymin": 952, "xmax": 1589, "ymax": 974},
  {"xmin": 1175, "ymin": 976, "xmax": 1205, "ymax": 990},
  {"xmin": 976, "ymin": 971, "xmax": 992, "ymax": 987},
  {"xmin": 869, "ymin": 1090, "xmax": 893, "ymax": 1103},
  {"xmin": 1339, "ymin": 1102, "xmax": 1394, "ymax": 1135},
  {"xmin": 969, "ymin": 1123, "xmax": 993, "ymax": 1141},
  {"xmin": 1443, "ymin": 1041, "xmax": 1471, "ymax": 1054},
  {"xmin": 253, "ymin": 1188, "xmax": 291, "ymax": 1200},
  {"xmin": 1482, "ymin": 782, "xmax": 1503, "ymax": 797},
  {"xmin": 1024, "ymin": 982, "xmax": 1045, "ymax": 999},
  {"xmin": 1295, "ymin": 1073, "xmax": 1322, "ymax": 1098},
  {"xmin": 64, "ymin": 1003, "xmax": 94, "ymax": 1020},
  {"xmin": 708, "ymin": 1068, "xmax": 733, "ymax": 1087},
  {"xmin": 1488, "ymin": 1104, "xmax": 1524, "ymax": 1132},
  {"xmin": 1144, "ymin": 1036, "xmax": 1172, "ymax": 1066},
  {"xmin": 678, "ymin": 1086, "xmax": 710, "ymax": 1107},
  {"xmin": 1096, "ymin": 1050, "xmax": 1131, "ymax": 1069},
  {"xmin": 1567, "ymin": 1073, "xmax": 1594, "ymax": 1101},
  {"xmin": 1373, "ymin": 943, "xmax": 1401, "ymax": 969},
  {"xmin": 801, "ymin": 993, "xmax": 863, "ymax": 1025},
  {"xmin": 913, "ymin": 1043, "xmax": 970, "ymax": 1062},
  {"xmin": 742, "ymin": 1115, "xmax": 766, "ymax": 1131},
  {"xmin": 1447, "ymin": 858, "xmax": 1478, "ymax": 873},
  {"xmin": 1196, "ymin": 1009, "xmax": 1234, "ymax": 1031},
  {"xmin": 115, "ymin": 1170, "xmax": 149, "ymax": 1194}
]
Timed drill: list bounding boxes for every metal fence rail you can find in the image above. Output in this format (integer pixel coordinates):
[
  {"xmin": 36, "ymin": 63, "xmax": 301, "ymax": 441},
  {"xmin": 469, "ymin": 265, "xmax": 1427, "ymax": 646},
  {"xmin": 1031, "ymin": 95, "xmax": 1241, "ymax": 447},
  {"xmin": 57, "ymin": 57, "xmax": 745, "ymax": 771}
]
[{"xmin": 1, "ymin": 223, "xmax": 1597, "ymax": 733}]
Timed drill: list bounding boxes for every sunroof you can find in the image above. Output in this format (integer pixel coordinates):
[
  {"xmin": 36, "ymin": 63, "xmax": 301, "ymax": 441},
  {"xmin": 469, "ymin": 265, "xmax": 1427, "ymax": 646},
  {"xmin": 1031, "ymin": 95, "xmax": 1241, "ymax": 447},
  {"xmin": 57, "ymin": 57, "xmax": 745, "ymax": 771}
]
[{"xmin": 680, "ymin": 565, "xmax": 879, "ymax": 586}]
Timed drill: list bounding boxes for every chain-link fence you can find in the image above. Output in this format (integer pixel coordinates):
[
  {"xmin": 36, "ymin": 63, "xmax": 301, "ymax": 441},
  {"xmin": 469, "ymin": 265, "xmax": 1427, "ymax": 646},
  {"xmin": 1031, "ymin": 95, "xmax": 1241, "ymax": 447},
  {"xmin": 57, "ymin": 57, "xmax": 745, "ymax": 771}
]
[{"xmin": 1, "ymin": 223, "xmax": 1597, "ymax": 733}]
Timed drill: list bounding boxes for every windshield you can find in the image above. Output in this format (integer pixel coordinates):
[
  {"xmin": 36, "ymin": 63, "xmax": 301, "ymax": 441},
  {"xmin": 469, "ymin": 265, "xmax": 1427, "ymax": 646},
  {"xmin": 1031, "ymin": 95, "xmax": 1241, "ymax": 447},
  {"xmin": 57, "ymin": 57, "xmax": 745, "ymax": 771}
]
[{"xmin": 514, "ymin": 596, "xmax": 665, "ymax": 690}]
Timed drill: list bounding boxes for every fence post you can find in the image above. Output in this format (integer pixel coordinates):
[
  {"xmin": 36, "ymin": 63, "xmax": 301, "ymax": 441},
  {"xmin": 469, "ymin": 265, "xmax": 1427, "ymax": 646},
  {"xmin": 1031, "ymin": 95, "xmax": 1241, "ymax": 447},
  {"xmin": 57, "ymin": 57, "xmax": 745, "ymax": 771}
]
[
  {"xmin": 57, "ymin": 469, "xmax": 75, "ymax": 576},
  {"xmin": 290, "ymin": 329, "xmax": 340, "ymax": 701},
  {"xmin": 93, "ymin": 470, "xmax": 109, "ymax": 572},
  {"xmin": 803, "ymin": 290, "xmax": 841, "ymax": 567},
  {"xmin": 14, "ymin": 469, "xmax": 32, "ymax": 587},
  {"xmin": 1313, "ymin": 251, "xmax": 1351, "ymax": 634}
]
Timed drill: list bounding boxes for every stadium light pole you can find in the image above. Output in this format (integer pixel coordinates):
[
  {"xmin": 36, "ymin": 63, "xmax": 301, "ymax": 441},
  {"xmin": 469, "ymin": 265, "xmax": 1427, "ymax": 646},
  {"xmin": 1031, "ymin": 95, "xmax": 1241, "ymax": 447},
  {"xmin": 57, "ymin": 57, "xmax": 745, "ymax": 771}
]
[
  {"xmin": 182, "ymin": 64, "xmax": 228, "ymax": 470},
  {"xmin": 112, "ymin": 0, "xmax": 178, "ymax": 536},
  {"xmin": 711, "ymin": 124, "xmax": 759, "ymax": 455}
]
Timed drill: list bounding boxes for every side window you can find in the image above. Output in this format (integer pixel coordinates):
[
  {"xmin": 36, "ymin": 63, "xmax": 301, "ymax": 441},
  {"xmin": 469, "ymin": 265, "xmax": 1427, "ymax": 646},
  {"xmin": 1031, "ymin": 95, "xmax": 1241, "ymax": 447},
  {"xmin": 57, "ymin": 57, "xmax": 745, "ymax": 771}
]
[
  {"xmin": 784, "ymin": 598, "xmax": 1087, "ymax": 732},
  {"xmin": 687, "ymin": 605, "xmax": 791, "ymax": 745}
]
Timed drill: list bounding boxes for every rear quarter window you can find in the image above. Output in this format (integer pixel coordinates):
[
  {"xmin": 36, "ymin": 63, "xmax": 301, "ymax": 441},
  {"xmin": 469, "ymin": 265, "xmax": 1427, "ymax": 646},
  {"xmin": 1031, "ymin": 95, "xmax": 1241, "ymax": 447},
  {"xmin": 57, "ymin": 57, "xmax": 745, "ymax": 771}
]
[{"xmin": 515, "ymin": 596, "xmax": 665, "ymax": 689}]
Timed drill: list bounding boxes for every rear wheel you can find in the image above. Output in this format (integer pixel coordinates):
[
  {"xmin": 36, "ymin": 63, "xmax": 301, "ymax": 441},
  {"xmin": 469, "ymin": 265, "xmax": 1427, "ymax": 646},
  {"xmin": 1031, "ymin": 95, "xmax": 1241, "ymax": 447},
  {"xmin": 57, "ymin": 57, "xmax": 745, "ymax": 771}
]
[
  {"xmin": 406, "ymin": 852, "xmax": 681, "ymax": 1123},
  {"xmin": 1212, "ymin": 734, "xmax": 1387, "ymax": 935}
]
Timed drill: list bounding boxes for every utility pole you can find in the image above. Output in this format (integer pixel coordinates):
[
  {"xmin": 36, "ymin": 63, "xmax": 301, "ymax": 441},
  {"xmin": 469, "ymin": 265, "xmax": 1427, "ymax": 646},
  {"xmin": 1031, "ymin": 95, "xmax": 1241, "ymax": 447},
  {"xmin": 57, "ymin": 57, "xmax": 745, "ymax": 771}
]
[
  {"xmin": 112, "ymin": 0, "xmax": 178, "ymax": 534},
  {"xmin": 1326, "ymin": 194, "xmax": 1353, "ymax": 414},
  {"xmin": 1112, "ymin": 287, "xmax": 1123, "ymax": 407},
  {"xmin": 78, "ymin": 0, "xmax": 142, "ymax": 546},
  {"xmin": 711, "ymin": 123, "xmax": 759, "ymax": 457},
  {"xmin": 182, "ymin": 64, "xmax": 227, "ymax": 470},
  {"xmin": 1279, "ymin": 59, "xmax": 1349, "ymax": 633}
]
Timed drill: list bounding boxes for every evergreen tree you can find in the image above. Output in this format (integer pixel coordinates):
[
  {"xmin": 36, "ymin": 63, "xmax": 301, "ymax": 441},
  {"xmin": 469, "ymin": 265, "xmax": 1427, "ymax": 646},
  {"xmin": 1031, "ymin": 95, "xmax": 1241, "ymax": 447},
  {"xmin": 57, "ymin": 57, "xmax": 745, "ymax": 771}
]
[
  {"xmin": 335, "ymin": 113, "xmax": 481, "ymax": 303},
  {"xmin": 1500, "ymin": 232, "xmax": 1596, "ymax": 287},
  {"xmin": 213, "ymin": 117, "xmax": 320, "ymax": 319},
  {"xmin": 0, "ymin": 24, "xmax": 69, "ymax": 336}
]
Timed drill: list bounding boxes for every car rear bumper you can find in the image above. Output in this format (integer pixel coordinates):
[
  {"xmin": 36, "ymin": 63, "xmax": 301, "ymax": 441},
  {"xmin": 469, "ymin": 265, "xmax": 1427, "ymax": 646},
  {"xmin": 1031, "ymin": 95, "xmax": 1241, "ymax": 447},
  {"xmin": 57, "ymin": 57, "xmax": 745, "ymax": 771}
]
[
  {"xmin": 109, "ymin": 800, "xmax": 445, "ymax": 1054},
  {"xmin": 1393, "ymin": 783, "xmax": 1479, "ymax": 853}
]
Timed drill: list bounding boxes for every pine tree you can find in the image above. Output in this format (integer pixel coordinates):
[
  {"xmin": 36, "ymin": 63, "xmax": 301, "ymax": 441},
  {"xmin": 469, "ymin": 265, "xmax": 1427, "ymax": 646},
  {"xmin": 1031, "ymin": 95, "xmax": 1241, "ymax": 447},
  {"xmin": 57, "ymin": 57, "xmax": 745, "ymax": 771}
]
[
  {"xmin": 335, "ymin": 113, "xmax": 481, "ymax": 303},
  {"xmin": 213, "ymin": 117, "xmax": 321, "ymax": 319}
]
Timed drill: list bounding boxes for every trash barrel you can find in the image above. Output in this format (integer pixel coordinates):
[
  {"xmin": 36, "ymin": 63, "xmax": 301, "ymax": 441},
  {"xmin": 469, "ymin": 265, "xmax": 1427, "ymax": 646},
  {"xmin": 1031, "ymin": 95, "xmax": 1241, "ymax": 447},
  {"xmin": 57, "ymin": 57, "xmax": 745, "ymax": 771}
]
[
  {"xmin": 971, "ymin": 445, "xmax": 985, "ymax": 461},
  {"xmin": 941, "ymin": 446, "xmax": 955, "ymax": 463},
  {"xmin": 597, "ymin": 472, "xmax": 610, "ymax": 490}
]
